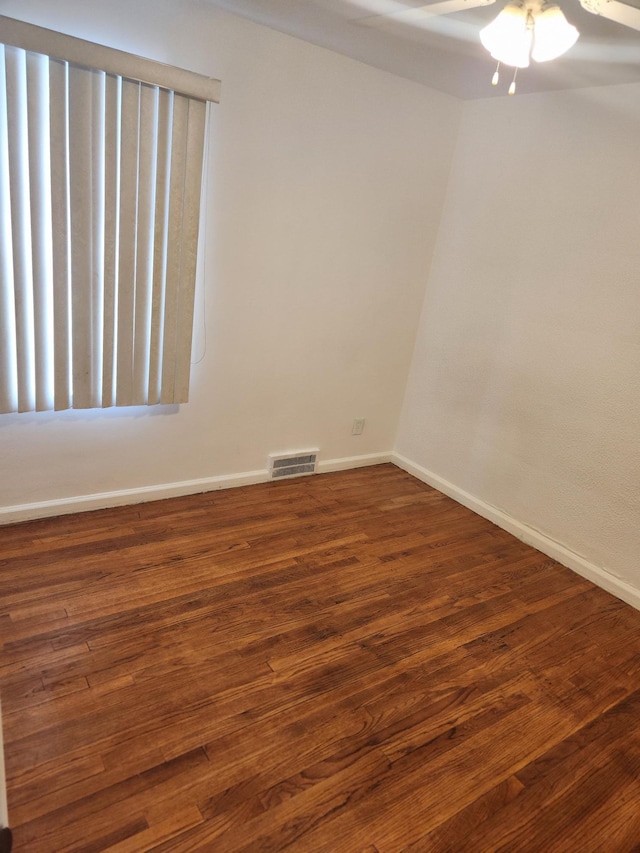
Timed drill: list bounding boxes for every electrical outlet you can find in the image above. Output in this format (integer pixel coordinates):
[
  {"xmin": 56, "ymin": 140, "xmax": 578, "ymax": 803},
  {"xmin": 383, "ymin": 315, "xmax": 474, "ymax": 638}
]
[{"xmin": 352, "ymin": 418, "xmax": 365, "ymax": 435}]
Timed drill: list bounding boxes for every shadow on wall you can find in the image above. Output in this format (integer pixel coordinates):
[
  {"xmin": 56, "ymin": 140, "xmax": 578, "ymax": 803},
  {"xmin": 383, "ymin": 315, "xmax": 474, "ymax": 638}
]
[{"xmin": 0, "ymin": 404, "xmax": 180, "ymax": 431}]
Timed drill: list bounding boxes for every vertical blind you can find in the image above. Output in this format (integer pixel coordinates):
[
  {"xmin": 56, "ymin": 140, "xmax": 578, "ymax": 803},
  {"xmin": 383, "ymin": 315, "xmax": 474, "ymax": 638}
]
[{"xmin": 0, "ymin": 16, "xmax": 220, "ymax": 412}]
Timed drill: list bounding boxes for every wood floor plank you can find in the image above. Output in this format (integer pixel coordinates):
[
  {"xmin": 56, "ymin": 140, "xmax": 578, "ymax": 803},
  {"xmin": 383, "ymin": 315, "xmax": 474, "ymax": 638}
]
[{"xmin": 3, "ymin": 464, "xmax": 640, "ymax": 851}]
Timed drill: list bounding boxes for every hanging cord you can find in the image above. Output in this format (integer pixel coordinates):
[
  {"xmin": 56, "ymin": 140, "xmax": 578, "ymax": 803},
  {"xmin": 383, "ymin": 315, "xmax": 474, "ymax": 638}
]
[
  {"xmin": 492, "ymin": 61, "xmax": 500, "ymax": 86},
  {"xmin": 508, "ymin": 67, "xmax": 519, "ymax": 95}
]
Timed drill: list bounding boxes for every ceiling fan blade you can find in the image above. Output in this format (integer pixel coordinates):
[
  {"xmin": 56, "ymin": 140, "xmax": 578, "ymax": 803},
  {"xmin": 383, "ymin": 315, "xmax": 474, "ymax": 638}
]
[
  {"xmin": 579, "ymin": 0, "xmax": 640, "ymax": 30},
  {"xmin": 359, "ymin": 0, "xmax": 497, "ymax": 27}
]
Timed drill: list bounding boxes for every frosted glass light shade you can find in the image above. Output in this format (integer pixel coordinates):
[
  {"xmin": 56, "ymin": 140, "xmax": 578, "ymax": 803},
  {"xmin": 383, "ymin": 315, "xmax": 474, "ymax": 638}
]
[
  {"xmin": 479, "ymin": 3, "xmax": 533, "ymax": 68},
  {"xmin": 531, "ymin": 5, "xmax": 579, "ymax": 61}
]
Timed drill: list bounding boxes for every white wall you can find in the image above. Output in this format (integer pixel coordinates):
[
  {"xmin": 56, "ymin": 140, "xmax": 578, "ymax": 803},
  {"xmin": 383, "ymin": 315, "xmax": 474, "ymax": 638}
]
[
  {"xmin": 0, "ymin": 0, "xmax": 461, "ymax": 516},
  {"xmin": 396, "ymin": 82, "xmax": 640, "ymax": 594}
]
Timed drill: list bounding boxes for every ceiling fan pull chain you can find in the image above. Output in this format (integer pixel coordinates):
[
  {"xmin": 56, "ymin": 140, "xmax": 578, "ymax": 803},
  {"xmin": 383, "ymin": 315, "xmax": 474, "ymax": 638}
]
[
  {"xmin": 508, "ymin": 67, "xmax": 518, "ymax": 95},
  {"xmin": 491, "ymin": 61, "xmax": 500, "ymax": 85}
]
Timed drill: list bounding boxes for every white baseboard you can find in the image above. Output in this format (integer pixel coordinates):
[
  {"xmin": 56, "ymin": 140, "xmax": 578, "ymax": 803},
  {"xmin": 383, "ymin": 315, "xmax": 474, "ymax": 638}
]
[
  {"xmin": 392, "ymin": 452, "xmax": 640, "ymax": 612},
  {"xmin": 0, "ymin": 469, "xmax": 271, "ymax": 525},
  {"xmin": 0, "ymin": 452, "xmax": 393, "ymax": 526},
  {"xmin": 317, "ymin": 451, "xmax": 392, "ymax": 474}
]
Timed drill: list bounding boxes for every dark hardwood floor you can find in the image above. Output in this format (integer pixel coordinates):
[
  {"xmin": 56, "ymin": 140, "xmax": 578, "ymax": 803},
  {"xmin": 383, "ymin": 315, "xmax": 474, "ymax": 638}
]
[{"xmin": 2, "ymin": 463, "xmax": 640, "ymax": 852}]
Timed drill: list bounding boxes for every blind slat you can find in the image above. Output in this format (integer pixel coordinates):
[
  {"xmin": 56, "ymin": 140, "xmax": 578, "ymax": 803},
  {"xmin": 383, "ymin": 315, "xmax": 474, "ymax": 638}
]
[
  {"xmin": 101, "ymin": 73, "xmax": 119, "ymax": 408},
  {"xmin": 5, "ymin": 46, "xmax": 35, "ymax": 413},
  {"xmin": 173, "ymin": 98, "xmax": 207, "ymax": 403},
  {"xmin": 68, "ymin": 64, "xmax": 95, "ymax": 408},
  {"xmin": 49, "ymin": 58, "xmax": 72, "ymax": 411},
  {"xmin": 0, "ymin": 45, "xmax": 18, "ymax": 413},
  {"xmin": 159, "ymin": 93, "xmax": 189, "ymax": 405},
  {"xmin": 147, "ymin": 89, "xmax": 172, "ymax": 405},
  {"xmin": 90, "ymin": 69, "xmax": 106, "ymax": 408},
  {"xmin": 131, "ymin": 84, "xmax": 157, "ymax": 405},
  {"xmin": 26, "ymin": 51, "xmax": 54, "ymax": 411},
  {"xmin": 115, "ymin": 79, "xmax": 140, "ymax": 408}
]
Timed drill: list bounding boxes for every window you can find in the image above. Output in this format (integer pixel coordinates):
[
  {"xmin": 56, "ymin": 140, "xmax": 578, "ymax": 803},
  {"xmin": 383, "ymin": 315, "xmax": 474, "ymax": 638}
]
[{"xmin": 0, "ymin": 15, "xmax": 220, "ymax": 412}]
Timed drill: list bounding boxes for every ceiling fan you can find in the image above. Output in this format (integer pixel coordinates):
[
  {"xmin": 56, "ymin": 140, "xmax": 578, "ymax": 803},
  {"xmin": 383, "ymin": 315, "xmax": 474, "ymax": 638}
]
[{"xmin": 361, "ymin": 0, "xmax": 640, "ymax": 93}]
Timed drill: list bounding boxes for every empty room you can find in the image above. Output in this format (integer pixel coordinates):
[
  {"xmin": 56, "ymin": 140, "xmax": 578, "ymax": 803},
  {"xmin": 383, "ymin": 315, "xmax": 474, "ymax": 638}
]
[{"xmin": 1, "ymin": 0, "xmax": 640, "ymax": 850}]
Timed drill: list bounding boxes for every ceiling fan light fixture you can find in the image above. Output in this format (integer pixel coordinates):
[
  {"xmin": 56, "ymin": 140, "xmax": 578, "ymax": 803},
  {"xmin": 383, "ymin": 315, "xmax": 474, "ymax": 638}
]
[
  {"xmin": 531, "ymin": 4, "xmax": 579, "ymax": 61},
  {"xmin": 479, "ymin": 3, "xmax": 533, "ymax": 68}
]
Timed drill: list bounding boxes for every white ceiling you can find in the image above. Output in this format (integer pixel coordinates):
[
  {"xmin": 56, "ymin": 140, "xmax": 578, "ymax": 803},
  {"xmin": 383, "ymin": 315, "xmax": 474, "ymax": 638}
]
[{"xmin": 201, "ymin": 0, "xmax": 640, "ymax": 98}]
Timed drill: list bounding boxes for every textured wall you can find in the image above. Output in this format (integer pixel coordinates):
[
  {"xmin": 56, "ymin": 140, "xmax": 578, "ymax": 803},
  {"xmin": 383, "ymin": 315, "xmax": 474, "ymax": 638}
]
[{"xmin": 397, "ymin": 82, "xmax": 640, "ymax": 589}]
